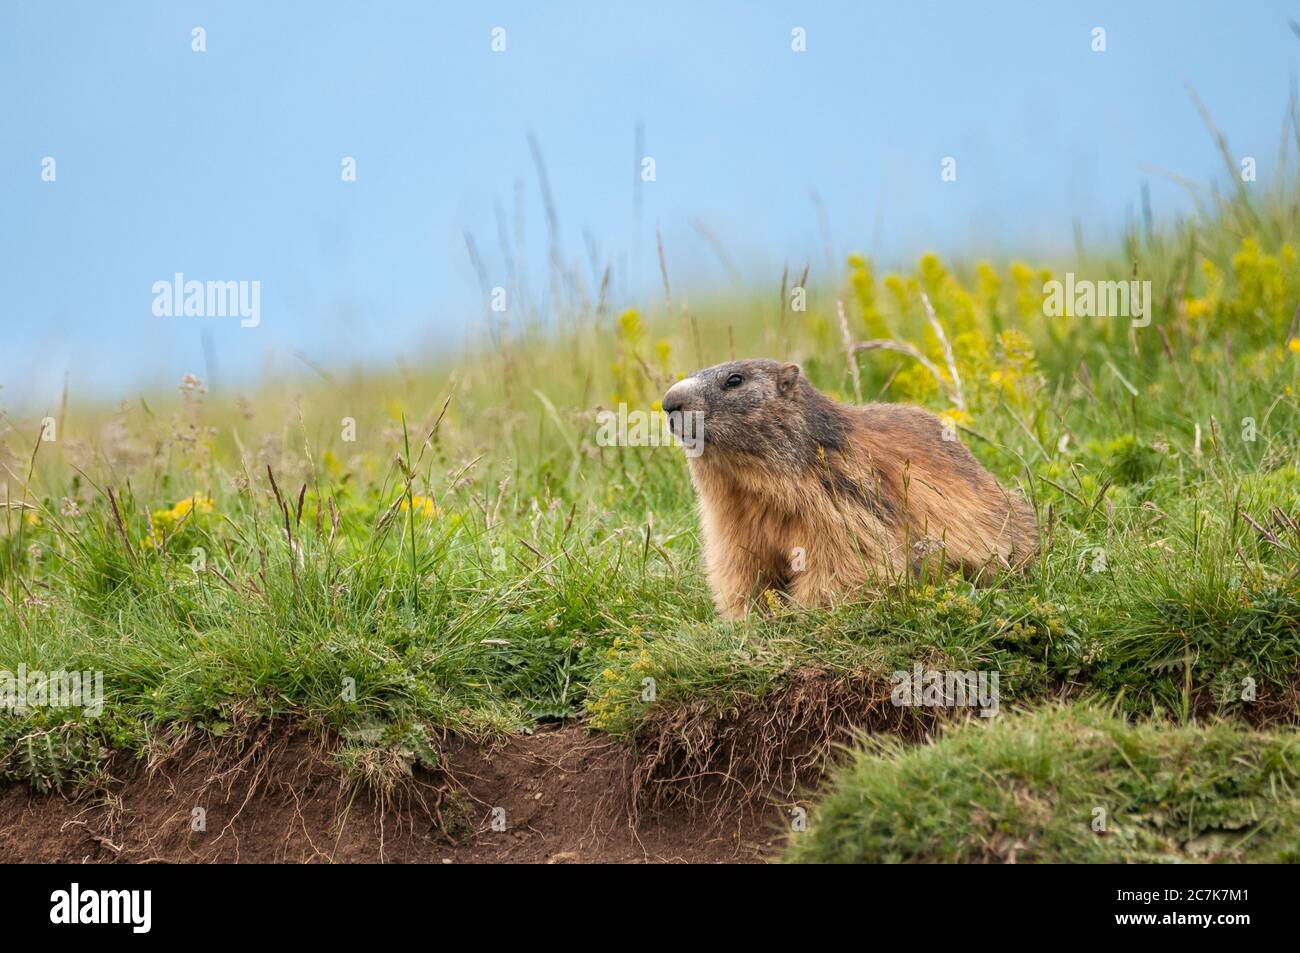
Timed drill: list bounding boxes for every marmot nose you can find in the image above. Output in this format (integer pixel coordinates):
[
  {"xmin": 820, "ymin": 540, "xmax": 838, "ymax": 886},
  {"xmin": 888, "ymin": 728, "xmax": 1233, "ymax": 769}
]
[{"xmin": 661, "ymin": 377, "xmax": 697, "ymax": 416}]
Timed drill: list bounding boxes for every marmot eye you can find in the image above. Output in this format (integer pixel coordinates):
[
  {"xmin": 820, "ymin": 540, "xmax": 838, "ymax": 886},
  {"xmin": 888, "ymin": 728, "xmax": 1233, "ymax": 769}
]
[{"xmin": 724, "ymin": 374, "xmax": 743, "ymax": 389}]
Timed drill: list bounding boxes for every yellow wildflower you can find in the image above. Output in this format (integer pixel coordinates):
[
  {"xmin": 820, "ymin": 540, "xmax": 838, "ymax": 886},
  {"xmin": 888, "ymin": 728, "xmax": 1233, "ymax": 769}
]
[
  {"xmin": 168, "ymin": 495, "xmax": 214, "ymax": 519},
  {"xmin": 151, "ymin": 494, "xmax": 214, "ymax": 530},
  {"xmin": 400, "ymin": 494, "xmax": 440, "ymax": 519},
  {"xmin": 617, "ymin": 308, "xmax": 644, "ymax": 345},
  {"xmin": 975, "ymin": 261, "xmax": 1001, "ymax": 317},
  {"xmin": 383, "ymin": 397, "xmax": 406, "ymax": 421},
  {"xmin": 849, "ymin": 255, "xmax": 888, "ymax": 336},
  {"xmin": 883, "ymin": 273, "xmax": 911, "ymax": 316},
  {"xmin": 654, "ymin": 339, "xmax": 672, "ymax": 374},
  {"xmin": 1009, "ymin": 261, "xmax": 1039, "ymax": 320}
]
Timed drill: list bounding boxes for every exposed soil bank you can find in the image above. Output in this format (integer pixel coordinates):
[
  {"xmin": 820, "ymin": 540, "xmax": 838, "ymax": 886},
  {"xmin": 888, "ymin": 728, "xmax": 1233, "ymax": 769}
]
[{"xmin": 0, "ymin": 724, "xmax": 775, "ymax": 864}]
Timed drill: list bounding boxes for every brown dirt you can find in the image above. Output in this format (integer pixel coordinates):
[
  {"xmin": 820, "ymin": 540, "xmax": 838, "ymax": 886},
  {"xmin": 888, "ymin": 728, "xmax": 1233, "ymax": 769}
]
[
  {"xmin": 629, "ymin": 667, "xmax": 937, "ymax": 819},
  {"xmin": 1193, "ymin": 672, "xmax": 1300, "ymax": 728},
  {"xmin": 0, "ymin": 723, "xmax": 779, "ymax": 864}
]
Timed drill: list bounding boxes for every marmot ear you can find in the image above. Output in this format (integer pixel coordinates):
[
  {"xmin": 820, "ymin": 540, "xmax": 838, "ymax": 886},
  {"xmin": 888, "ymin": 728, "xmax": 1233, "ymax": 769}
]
[{"xmin": 777, "ymin": 362, "xmax": 801, "ymax": 394}]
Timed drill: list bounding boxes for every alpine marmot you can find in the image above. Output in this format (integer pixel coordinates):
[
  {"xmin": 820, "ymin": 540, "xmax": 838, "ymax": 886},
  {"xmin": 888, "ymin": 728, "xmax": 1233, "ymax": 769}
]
[{"xmin": 661, "ymin": 359, "xmax": 1037, "ymax": 619}]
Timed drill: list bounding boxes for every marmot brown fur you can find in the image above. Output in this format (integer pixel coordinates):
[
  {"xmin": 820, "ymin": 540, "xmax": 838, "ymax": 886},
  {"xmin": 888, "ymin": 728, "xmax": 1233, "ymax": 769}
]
[{"xmin": 661, "ymin": 359, "xmax": 1037, "ymax": 619}]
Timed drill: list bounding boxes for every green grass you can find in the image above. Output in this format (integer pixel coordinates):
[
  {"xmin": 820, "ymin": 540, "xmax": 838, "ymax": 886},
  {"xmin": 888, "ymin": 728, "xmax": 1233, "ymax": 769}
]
[
  {"xmin": 784, "ymin": 704, "xmax": 1300, "ymax": 863},
  {"xmin": 2, "ymin": 91, "xmax": 1299, "ymax": 857},
  {"xmin": 589, "ymin": 465, "xmax": 1300, "ymax": 735}
]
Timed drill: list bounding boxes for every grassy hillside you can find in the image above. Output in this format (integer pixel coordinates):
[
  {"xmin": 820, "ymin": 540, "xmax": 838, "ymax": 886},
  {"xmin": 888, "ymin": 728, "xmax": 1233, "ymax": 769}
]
[
  {"xmin": 2, "ymin": 106, "xmax": 1299, "ymax": 857},
  {"xmin": 785, "ymin": 704, "xmax": 1300, "ymax": 863}
]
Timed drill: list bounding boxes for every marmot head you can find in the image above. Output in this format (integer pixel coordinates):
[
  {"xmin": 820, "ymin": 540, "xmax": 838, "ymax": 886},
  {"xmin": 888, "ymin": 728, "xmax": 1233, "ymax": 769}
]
[{"xmin": 661, "ymin": 359, "xmax": 848, "ymax": 468}]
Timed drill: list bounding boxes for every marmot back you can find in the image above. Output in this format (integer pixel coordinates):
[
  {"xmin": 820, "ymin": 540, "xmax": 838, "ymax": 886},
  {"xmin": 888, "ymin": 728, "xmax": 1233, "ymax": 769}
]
[{"xmin": 662, "ymin": 359, "xmax": 1037, "ymax": 619}]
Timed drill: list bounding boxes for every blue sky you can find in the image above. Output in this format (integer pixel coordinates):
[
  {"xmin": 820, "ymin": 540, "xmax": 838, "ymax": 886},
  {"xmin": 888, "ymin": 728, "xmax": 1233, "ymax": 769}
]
[{"xmin": 2, "ymin": 1, "xmax": 1297, "ymax": 405}]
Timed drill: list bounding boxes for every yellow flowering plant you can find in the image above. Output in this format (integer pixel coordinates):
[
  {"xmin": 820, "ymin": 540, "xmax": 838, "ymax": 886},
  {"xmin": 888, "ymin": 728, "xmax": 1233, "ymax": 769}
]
[{"xmin": 145, "ymin": 493, "xmax": 215, "ymax": 548}]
